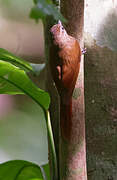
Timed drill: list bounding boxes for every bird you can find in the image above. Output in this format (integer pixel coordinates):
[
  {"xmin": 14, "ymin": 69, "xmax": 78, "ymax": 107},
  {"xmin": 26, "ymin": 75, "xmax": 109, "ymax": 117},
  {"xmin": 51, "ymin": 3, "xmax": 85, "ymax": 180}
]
[{"xmin": 50, "ymin": 20, "xmax": 81, "ymax": 140}]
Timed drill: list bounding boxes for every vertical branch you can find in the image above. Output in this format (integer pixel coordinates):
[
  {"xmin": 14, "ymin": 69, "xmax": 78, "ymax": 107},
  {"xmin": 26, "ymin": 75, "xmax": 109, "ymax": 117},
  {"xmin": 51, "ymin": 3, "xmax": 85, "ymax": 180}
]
[
  {"xmin": 44, "ymin": 16, "xmax": 60, "ymax": 179},
  {"xmin": 44, "ymin": 0, "xmax": 60, "ymax": 178},
  {"xmin": 59, "ymin": 0, "xmax": 87, "ymax": 180}
]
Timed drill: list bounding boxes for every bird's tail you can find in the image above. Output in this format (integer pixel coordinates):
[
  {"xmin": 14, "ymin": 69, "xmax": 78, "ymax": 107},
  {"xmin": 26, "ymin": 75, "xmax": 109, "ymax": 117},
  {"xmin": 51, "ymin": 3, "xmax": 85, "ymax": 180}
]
[{"xmin": 60, "ymin": 97, "xmax": 72, "ymax": 141}]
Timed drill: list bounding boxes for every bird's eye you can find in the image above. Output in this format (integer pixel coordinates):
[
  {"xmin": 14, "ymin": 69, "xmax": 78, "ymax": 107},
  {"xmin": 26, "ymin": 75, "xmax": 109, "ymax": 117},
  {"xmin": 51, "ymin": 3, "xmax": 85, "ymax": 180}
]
[{"xmin": 61, "ymin": 26, "xmax": 64, "ymax": 30}]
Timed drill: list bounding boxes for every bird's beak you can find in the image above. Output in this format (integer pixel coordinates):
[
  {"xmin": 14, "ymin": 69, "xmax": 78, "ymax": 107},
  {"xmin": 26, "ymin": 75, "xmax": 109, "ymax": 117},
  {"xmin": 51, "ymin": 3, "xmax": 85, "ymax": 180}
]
[{"xmin": 58, "ymin": 20, "xmax": 62, "ymax": 26}]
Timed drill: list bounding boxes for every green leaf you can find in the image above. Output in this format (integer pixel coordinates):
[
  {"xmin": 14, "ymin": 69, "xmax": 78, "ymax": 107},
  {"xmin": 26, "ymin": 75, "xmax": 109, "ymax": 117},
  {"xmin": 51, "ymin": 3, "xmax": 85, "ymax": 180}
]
[
  {"xmin": 0, "ymin": 160, "xmax": 44, "ymax": 180},
  {"xmin": 0, "ymin": 61, "xmax": 50, "ymax": 110},
  {"xmin": 33, "ymin": 0, "xmax": 38, "ymax": 5},
  {"xmin": 29, "ymin": 179, "xmax": 42, "ymax": 180},
  {"xmin": 30, "ymin": 6, "xmax": 45, "ymax": 20},
  {"xmin": 0, "ymin": 48, "xmax": 33, "ymax": 72},
  {"xmin": 0, "ymin": 77, "xmax": 23, "ymax": 95},
  {"xmin": 30, "ymin": 0, "xmax": 66, "ymax": 22},
  {"xmin": 41, "ymin": 163, "xmax": 50, "ymax": 180},
  {"xmin": 0, "ymin": 48, "xmax": 45, "ymax": 75}
]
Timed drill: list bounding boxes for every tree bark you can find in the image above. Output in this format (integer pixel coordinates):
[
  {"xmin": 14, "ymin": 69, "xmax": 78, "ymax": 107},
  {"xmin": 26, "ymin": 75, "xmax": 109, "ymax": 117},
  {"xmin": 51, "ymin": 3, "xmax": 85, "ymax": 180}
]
[
  {"xmin": 44, "ymin": 0, "xmax": 87, "ymax": 179},
  {"xmin": 59, "ymin": 1, "xmax": 87, "ymax": 180}
]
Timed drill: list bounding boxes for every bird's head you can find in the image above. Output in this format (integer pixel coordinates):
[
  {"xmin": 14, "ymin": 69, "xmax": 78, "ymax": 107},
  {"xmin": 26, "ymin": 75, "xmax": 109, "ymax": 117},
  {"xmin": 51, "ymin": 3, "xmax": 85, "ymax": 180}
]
[{"xmin": 50, "ymin": 20, "xmax": 68, "ymax": 46}]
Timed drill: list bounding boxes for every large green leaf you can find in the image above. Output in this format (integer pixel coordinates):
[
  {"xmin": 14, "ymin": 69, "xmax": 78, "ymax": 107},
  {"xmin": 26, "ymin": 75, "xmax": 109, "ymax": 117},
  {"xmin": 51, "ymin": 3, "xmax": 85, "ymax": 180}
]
[
  {"xmin": 0, "ymin": 77, "xmax": 23, "ymax": 95},
  {"xmin": 0, "ymin": 48, "xmax": 46, "ymax": 75},
  {"xmin": 0, "ymin": 160, "xmax": 44, "ymax": 180},
  {"xmin": 30, "ymin": 0, "xmax": 66, "ymax": 22},
  {"xmin": 0, "ymin": 48, "xmax": 33, "ymax": 72},
  {"xmin": 0, "ymin": 60, "xmax": 50, "ymax": 110}
]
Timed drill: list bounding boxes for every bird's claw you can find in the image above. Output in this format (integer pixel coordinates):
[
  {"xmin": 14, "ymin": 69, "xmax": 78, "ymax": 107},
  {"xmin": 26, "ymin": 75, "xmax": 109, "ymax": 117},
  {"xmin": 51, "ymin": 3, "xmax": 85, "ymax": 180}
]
[{"xmin": 81, "ymin": 48, "xmax": 86, "ymax": 54}]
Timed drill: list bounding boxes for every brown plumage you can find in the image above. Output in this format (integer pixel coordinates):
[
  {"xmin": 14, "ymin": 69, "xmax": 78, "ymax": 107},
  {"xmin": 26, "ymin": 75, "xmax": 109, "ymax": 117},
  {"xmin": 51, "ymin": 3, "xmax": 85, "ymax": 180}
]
[{"xmin": 50, "ymin": 21, "xmax": 81, "ymax": 139}]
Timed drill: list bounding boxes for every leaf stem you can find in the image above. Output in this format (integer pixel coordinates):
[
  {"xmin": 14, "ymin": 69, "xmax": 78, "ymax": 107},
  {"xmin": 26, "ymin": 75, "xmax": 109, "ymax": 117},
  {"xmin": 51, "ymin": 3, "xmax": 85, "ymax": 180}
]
[{"xmin": 44, "ymin": 109, "xmax": 58, "ymax": 180}]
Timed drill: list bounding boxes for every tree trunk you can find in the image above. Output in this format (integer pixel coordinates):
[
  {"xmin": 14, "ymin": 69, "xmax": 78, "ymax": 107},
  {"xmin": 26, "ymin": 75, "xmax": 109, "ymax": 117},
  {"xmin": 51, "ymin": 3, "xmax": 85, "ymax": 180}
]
[
  {"xmin": 59, "ymin": 1, "xmax": 87, "ymax": 180},
  {"xmin": 44, "ymin": 0, "xmax": 87, "ymax": 180}
]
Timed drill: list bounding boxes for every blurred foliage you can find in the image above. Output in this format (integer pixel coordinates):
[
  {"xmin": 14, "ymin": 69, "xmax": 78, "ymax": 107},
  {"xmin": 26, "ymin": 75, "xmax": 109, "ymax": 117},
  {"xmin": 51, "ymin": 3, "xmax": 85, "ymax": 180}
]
[
  {"xmin": 0, "ymin": 0, "xmax": 66, "ymax": 22},
  {"xmin": 30, "ymin": 0, "xmax": 66, "ymax": 22},
  {"xmin": 0, "ymin": 0, "xmax": 57, "ymax": 179}
]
